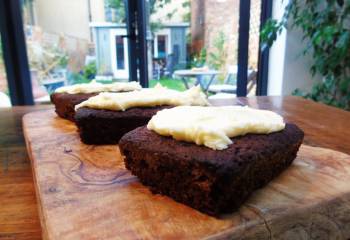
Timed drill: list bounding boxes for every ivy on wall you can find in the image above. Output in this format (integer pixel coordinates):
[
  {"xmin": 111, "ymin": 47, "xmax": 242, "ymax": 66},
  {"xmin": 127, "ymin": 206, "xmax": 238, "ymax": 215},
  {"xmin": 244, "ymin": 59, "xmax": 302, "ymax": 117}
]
[{"xmin": 261, "ymin": 0, "xmax": 350, "ymax": 110}]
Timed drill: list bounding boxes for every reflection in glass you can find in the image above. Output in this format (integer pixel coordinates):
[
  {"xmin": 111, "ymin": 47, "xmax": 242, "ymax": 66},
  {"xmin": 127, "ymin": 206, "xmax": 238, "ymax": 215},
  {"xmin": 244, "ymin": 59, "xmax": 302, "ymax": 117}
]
[
  {"xmin": 116, "ymin": 36, "xmax": 125, "ymax": 70},
  {"xmin": 157, "ymin": 35, "xmax": 167, "ymax": 59}
]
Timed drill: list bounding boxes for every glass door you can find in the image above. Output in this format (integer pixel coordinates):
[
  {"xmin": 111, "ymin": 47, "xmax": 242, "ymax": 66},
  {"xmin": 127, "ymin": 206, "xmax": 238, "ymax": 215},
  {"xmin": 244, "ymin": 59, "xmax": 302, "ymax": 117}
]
[
  {"xmin": 110, "ymin": 29, "xmax": 129, "ymax": 79},
  {"xmin": 142, "ymin": 0, "xmax": 266, "ymax": 95}
]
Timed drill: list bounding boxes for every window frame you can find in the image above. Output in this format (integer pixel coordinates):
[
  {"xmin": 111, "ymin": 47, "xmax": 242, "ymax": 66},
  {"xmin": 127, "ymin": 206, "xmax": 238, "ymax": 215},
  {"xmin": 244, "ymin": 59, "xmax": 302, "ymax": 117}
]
[
  {"xmin": 0, "ymin": 0, "xmax": 33, "ymax": 105},
  {"xmin": 0, "ymin": 0, "xmax": 271, "ymax": 102}
]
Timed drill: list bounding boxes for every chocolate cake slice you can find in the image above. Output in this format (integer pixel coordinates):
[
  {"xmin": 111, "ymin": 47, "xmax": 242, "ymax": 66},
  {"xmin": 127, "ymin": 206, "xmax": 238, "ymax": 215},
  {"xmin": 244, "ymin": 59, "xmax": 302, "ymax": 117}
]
[
  {"xmin": 119, "ymin": 124, "xmax": 304, "ymax": 216},
  {"xmin": 51, "ymin": 92, "xmax": 97, "ymax": 121},
  {"xmin": 75, "ymin": 106, "xmax": 170, "ymax": 144},
  {"xmin": 50, "ymin": 81, "xmax": 141, "ymax": 121},
  {"xmin": 74, "ymin": 86, "xmax": 209, "ymax": 145}
]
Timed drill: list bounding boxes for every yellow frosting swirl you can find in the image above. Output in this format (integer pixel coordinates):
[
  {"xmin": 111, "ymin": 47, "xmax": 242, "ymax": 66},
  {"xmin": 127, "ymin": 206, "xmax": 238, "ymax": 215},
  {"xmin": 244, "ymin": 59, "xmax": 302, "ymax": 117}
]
[
  {"xmin": 75, "ymin": 84, "xmax": 209, "ymax": 111},
  {"xmin": 147, "ymin": 106, "xmax": 285, "ymax": 150},
  {"xmin": 55, "ymin": 81, "xmax": 141, "ymax": 94}
]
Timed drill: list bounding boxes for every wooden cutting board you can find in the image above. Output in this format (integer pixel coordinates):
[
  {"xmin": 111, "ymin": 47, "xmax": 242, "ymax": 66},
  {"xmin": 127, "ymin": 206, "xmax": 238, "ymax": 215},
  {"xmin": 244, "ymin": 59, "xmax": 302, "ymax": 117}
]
[{"xmin": 23, "ymin": 109, "xmax": 350, "ymax": 240}]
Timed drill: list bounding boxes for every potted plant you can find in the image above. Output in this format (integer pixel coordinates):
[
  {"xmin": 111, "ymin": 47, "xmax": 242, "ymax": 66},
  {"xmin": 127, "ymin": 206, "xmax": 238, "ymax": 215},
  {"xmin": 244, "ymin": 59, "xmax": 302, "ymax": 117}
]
[{"xmin": 261, "ymin": 0, "xmax": 350, "ymax": 110}]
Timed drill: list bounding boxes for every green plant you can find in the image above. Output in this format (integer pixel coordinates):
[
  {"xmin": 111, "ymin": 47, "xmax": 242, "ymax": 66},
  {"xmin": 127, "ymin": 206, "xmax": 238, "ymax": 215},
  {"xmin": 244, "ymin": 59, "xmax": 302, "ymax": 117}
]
[
  {"xmin": 57, "ymin": 54, "xmax": 69, "ymax": 68},
  {"xmin": 190, "ymin": 47, "xmax": 207, "ymax": 68},
  {"xmin": 261, "ymin": 0, "xmax": 350, "ymax": 110},
  {"xmin": 82, "ymin": 61, "xmax": 97, "ymax": 80},
  {"xmin": 149, "ymin": 0, "xmax": 173, "ymax": 33},
  {"xmin": 105, "ymin": 0, "xmax": 125, "ymax": 23},
  {"xmin": 68, "ymin": 72, "xmax": 90, "ymax": 85},
  {"xmin": 208, "ymin": 31, "xmax": 227, "ymax": 82},
  {"xmin": 149, "ymin": 0, "xmax": 172, "ymax": 14},
  {"xmin": 208, "ymin": 32, "xmax": 226, "ymax": 69},
  {"xmin": 105, "ymin": 0, "xmax": 176, "ymax": 30},
  {"xmin": 182, "ymin": 0, "xmax": 191, "ymax": 22},
  {"xmin": 150, "ymin": 77, "xmax": 189, "ymax": 91}
]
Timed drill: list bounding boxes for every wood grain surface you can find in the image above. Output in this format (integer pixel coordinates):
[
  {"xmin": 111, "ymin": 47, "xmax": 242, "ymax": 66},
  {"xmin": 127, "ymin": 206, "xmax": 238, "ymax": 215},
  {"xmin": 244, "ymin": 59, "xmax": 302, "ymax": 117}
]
[
  {"xmin": 23, "ymin": 108, "xmax": 350, "ymax": 240},
  {"xmin": 0, "ymin": 106, "xmax": 51, "ymax": 240},
  {"xmin": 2, "ymin": 96, "xmax": 350, "ymax": 240}
]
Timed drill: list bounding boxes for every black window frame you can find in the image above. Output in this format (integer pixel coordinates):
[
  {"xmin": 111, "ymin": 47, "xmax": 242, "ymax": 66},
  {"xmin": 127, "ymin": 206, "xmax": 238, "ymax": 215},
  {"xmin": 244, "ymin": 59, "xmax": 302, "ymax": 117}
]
[
  {"xmin": 256, "ymin": 0, "xmax": 272, "ymax": 96},
  {"xmin": 236, "ymin": 0, "xmax": 251, "ymax": 97},
  {"xmin": 0, "ymin": 0, "xmax": 33, "ymax": 105},
  {"xmin": 125, "ymin": 0, "xmax": 149, "ymax": 87}
]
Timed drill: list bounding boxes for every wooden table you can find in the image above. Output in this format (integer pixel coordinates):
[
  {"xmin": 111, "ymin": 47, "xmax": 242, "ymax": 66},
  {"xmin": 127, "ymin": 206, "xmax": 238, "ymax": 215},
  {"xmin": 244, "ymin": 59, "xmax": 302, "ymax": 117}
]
[
  {"xmin": 0, "ymin": 105, "xmax": 51, "ymax": 240},
  {"xmin": 1, "ymin": 96, "xmax": 350, "ymax": 239},
  {"xmin": 173, "ymin": 69, "xmax": 219, "ymax": 92}
]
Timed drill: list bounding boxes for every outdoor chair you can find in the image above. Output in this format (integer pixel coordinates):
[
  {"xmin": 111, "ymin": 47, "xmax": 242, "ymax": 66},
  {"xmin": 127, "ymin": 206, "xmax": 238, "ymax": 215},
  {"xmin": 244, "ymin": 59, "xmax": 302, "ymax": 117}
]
[
  {"xmin": 152, "ymin": 45, "xmax": 179, "ymax": 80},
  {"xmin": 208, "ymin": 69, "xmax": 257, "ymax": 95},
  {"xmin": 246, "ymin": 71, "xmax": 257, "ymax": 96},
  {"xmin": 152, "ymin": 59, "xmax": 164, "ymax": 80},
  {"xmin": 208, "ymin": 70, "xmax": 257, "ymax": 101},
  {"xmin": 164, "ymin": 54, "xmax": 175, "ymax": 77},
  {"xmin": 208, "ymin": 66, "xmax": 238, "ymax": 94},
  {"xmin": 208, "ymin": 92, "xmax": 236, "ymax": 101}
]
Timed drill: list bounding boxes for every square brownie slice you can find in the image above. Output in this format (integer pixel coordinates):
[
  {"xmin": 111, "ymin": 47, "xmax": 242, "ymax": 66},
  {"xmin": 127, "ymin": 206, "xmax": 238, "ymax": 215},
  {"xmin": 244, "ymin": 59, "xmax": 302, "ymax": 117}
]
[
  {"xmin": 75, "ymin": 106, "xmax": 171, "ymax": 144},
  {"xmin": 119, "ymin": 124, "xmax": 304, "ymax": 216},
  {"xmin": 51, "ymin": 93, "xmax": 97, "ymax": 121}
]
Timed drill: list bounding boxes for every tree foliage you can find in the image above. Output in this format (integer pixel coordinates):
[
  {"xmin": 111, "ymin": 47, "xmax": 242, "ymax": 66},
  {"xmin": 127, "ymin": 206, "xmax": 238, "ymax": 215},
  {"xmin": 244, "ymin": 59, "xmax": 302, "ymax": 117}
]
[
  {"xmin": 149, "ymin": 0, "xmax": 172, "ymax": 15},
  {"xmin": 105, "ymin": 0, "xmax": 125, "ymax": 23},
  {"xmin": 106, "ymin": 0, "xmax": 176, "ymax": 26},
  {"xmin": 261, "ymin": 0, "xmax": 350, "ymax": 110}
]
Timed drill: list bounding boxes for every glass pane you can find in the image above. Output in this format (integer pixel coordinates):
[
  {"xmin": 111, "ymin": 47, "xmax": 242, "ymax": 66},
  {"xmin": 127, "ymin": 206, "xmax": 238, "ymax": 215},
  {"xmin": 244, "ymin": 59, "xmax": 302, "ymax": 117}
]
[
  {"xmin": 0, "ymin": 33, "xmax": 11, "ymax": 107},
  {"xmin": 247, "ymin": 0, "xmax": 261, "ymax": 96},
  {"xmin": 147, "ymin": 0, "xmax": 262, "ymax": 96},
  {"xmin": 21, "ymin": 0, "xmax": 130, "ymax": 104},
  {"xmin": 147, "ymin": 0, "xmax": 242, "ymax": 94},
  {"xmin": 19, "ymin": 0, "xmax": 262, "ymax": 98},
  {"xmin": 116, "ymin": 36, "xmax": 125, "ymax": 69},
  {"xmin": 147, "ymin": 0, "xmax": 200, "ymax": 91},
  {"xmin": 157, "ymin": 35, "xmax": 167, "ymax": 59}
]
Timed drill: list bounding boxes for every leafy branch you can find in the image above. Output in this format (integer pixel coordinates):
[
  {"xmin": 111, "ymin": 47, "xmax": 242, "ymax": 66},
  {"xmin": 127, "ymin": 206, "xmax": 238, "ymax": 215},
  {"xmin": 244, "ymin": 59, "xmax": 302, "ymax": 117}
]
[
  {"xmin": 261, "ymin": 0, "xmax": 350, "ymax": 110},
  {"xmin": 105, "ymin": 0, "xmax": 125, "ymax": 23},
  {"xmin": 106, "ymin": 0, "xmax": 176, "ymax": 33}
]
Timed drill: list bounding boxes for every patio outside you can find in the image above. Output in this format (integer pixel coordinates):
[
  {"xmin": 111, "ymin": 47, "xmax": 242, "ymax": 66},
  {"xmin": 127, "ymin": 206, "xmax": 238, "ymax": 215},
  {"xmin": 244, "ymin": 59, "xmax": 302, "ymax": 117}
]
[{"xmin": 0, "ymin": 0, "xmax": 261, "ymax": 104}]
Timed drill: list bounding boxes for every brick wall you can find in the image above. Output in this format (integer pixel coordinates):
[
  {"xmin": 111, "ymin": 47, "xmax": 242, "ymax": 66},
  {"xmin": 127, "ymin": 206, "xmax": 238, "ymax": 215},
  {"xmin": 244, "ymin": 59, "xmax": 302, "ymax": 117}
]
[
  {"xmin": 191, "ymin": 0, "xmax": 261, "ymax": 69},
  {"xmin": 249, "ymin": 0, "xmax": 262, "ymax": 69}
]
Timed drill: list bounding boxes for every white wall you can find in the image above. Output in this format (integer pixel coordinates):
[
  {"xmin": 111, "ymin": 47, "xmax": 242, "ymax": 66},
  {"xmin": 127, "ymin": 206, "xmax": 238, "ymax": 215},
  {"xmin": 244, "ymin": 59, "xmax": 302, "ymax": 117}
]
[
  {"xmin": 33, "ymin": 0, "xmax": 91, "ymax": 41},
  {"xmin": 90, "ymin": 0, "xmax": 106, "ymax": 22},
  {"xmin": 267, "ymin": 1, "xmax": 321, "ymax": 96},
  {"xmin": 281, "ymin": 28, "xmax": 321, "ymax": 95},
  {"xmin": 267, "ymin": 0, "xmax": 287, "ymax": 96}
]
